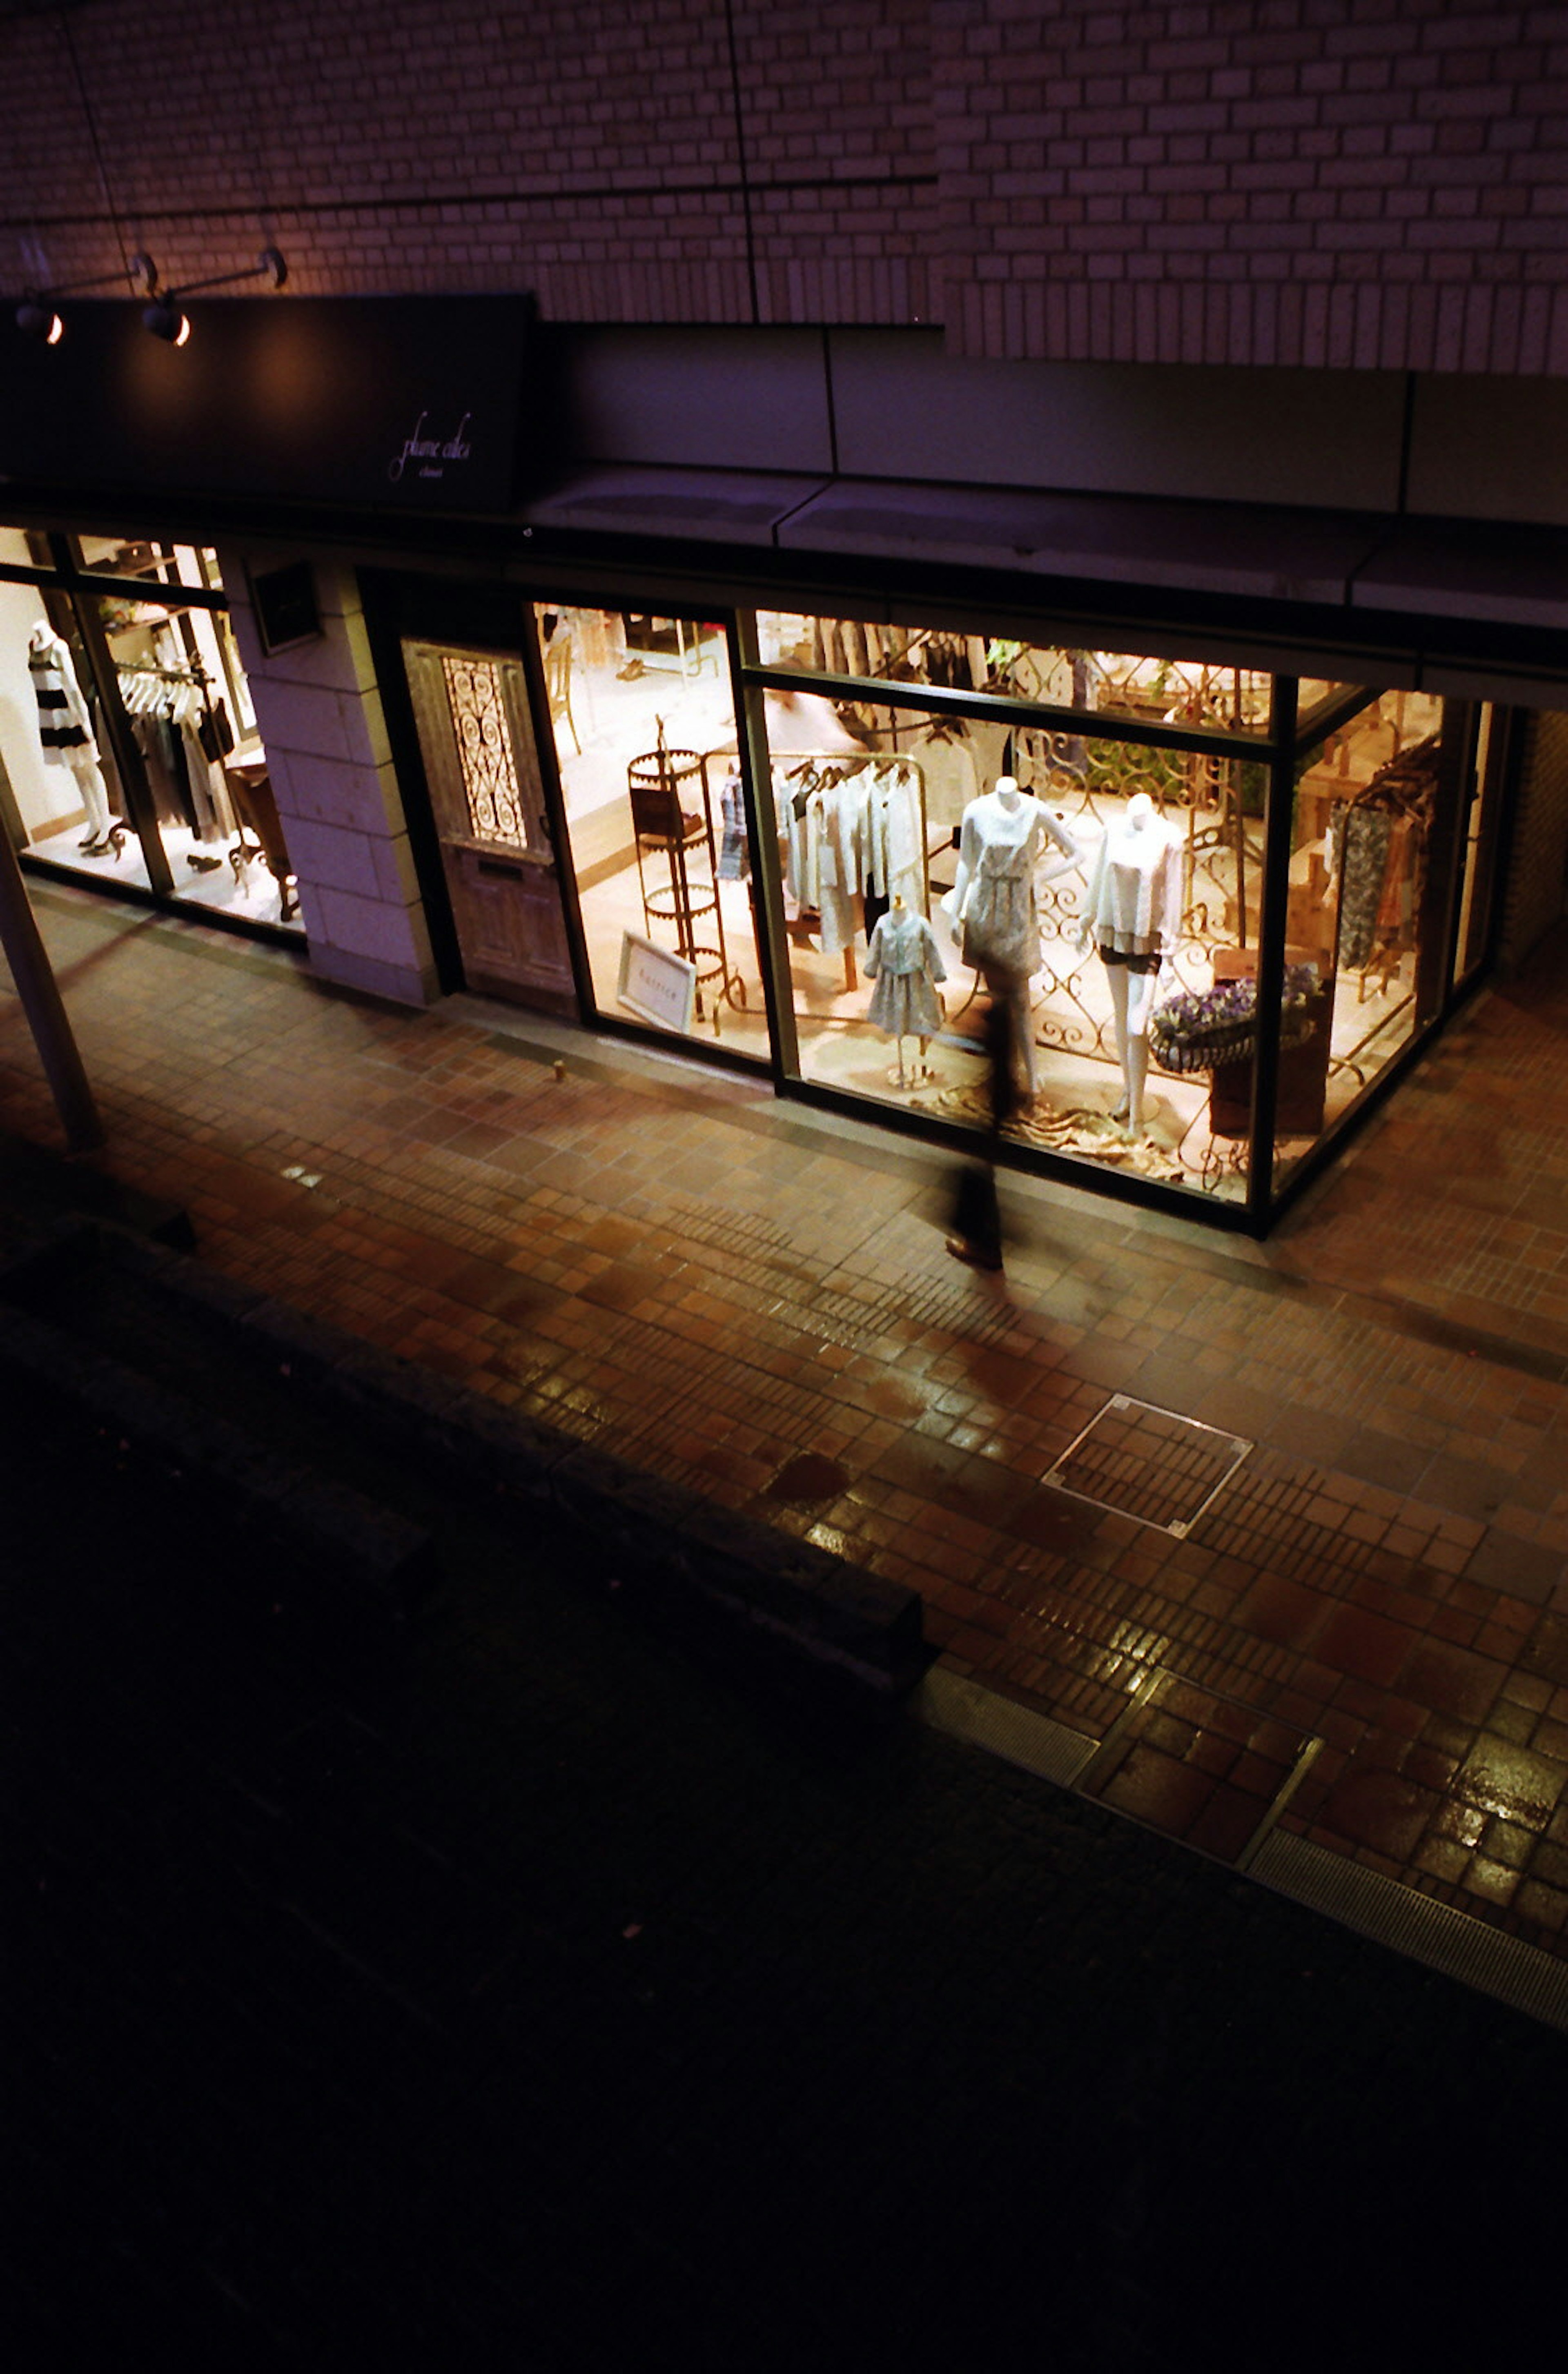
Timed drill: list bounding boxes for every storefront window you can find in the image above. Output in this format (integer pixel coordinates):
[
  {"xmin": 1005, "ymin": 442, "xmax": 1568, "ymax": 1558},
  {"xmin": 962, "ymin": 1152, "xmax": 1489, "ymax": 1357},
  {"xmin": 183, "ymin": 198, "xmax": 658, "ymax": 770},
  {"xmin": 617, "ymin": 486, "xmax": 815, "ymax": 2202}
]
[
  {"xmin": 755, "ymin": 610, "xmax": 1274, "ymax": 733},
  {"xmin": 755, "ymin": 673, "xmax": 1296, "ymax": 1198},
  {"xmin": 0, "ymin": 580, "xmax": 154, "ymax": 889},
  {"xmin": 1270, "ymin": 689, "xmax": 1465, "ymax": 1180},
  {"xmin": 0, "ymin": 534, "xmax": 297, "ymax": 933},
  {"xmin": 535, "ymin": 603, "xmax": 769, "ymax": 1055}
]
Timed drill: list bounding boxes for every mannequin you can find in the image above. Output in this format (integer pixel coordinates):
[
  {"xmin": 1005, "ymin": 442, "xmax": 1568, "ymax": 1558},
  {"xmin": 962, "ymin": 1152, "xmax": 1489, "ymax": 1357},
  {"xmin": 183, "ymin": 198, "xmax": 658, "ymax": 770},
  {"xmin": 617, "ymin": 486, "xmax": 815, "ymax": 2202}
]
[
  {"xmin": 863, "ymin": 891, "xmax": 946, "ymax": 1087},
  {"xmin": 942, "ymin": 775, "xmax": 1079, "ymax": 1097},
  {"xmin": 1078, "ymin": 791, "xmax": 1184, "ymax": 1134},
  {"xmin": 27, "ymin": 619, "xmax": 117, "ymax": 854}
]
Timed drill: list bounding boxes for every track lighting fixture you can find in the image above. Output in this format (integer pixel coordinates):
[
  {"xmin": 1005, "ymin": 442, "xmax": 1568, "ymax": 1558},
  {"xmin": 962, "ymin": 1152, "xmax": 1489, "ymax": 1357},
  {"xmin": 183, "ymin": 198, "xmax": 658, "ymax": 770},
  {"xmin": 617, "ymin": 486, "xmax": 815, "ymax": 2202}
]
[
  {"xmin": 141, "ymin": 248, "xmax": 287, "ymax": 347},
  {"xmin": 13, "ymin": 253, "xmax": 156, "ymax": 342}
]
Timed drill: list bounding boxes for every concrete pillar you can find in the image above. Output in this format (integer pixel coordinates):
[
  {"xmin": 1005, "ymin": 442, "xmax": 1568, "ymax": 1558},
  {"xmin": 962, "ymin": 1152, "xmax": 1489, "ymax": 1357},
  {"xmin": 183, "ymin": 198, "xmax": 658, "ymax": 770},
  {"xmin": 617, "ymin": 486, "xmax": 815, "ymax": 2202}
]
[
  {"xmin": 1498, "ymin": 710, "xmax": 1568, "ymax": 976},
  {"xmin": 220, "ymin": 554, "xmax": 437, "ymax": 1007}
]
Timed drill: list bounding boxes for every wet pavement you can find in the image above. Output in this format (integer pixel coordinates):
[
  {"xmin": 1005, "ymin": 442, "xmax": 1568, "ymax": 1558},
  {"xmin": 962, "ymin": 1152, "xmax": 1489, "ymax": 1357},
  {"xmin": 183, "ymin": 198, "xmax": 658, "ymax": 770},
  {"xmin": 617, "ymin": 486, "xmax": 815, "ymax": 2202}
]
[{"xmin": 9, "ymin": 879, "xmax": 1568, "ymax": 1972}]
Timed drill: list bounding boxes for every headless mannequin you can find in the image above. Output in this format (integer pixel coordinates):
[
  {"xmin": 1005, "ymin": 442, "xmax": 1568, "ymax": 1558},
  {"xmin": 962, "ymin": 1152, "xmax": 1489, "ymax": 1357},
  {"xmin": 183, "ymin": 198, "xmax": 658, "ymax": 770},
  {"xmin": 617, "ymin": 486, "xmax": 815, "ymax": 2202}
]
[
  {"xmin": 1078, "ymin": 790, "xmax": 1183, "ymax": 1135},
  {"xmin": 864, "ymin": 890, "xmax": 943, "ymax": 1087},
  {"xmin": 942, "ymin": 776, "xmax": 1079, "ymax": 1099},
  {"xmin": 28, "ymin": 619, "xmax": 116, "ymax": 853}
]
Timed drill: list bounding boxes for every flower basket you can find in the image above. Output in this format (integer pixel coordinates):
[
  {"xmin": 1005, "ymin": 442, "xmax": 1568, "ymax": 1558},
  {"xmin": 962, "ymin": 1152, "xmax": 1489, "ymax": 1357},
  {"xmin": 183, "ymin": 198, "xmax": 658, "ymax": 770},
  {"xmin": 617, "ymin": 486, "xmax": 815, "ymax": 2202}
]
[{"xmin": 1150, "ymin": 964, "xmax": 1321, "ymax": 1077}]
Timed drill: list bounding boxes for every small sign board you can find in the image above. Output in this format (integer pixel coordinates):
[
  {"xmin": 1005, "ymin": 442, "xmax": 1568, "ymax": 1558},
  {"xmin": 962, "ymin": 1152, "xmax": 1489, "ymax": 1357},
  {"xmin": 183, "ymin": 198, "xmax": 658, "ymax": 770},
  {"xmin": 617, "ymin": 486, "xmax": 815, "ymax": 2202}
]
[
  {"xmin": 617, "ymin": 931, "xmax": 697, "ymax": 1034},
  {"xmin": 248, "ymin": 560, "xmax": 321, "ymax": 654}
]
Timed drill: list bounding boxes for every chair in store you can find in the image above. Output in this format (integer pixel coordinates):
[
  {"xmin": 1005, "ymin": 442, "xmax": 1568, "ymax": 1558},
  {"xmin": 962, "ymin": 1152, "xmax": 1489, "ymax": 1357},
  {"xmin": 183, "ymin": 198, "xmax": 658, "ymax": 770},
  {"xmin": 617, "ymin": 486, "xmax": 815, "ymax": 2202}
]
[{"xmin": 545, "ymin": 632, "xmax": 579, "ymax": 755}]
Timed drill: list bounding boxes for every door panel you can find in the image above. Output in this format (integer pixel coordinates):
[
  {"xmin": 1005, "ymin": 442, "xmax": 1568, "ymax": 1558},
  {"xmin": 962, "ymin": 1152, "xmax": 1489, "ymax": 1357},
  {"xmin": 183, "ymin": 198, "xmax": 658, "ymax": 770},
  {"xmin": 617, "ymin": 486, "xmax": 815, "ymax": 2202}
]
[{"xmin": 403, "ymin": 639, "xmax": 577, "ymax": 1014}]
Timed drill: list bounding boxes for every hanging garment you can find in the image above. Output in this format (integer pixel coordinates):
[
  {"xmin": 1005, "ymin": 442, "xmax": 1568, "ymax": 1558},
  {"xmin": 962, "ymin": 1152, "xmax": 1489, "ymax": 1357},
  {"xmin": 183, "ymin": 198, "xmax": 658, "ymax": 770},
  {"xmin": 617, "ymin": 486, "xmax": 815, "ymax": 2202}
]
[
  {"xmin": 861, "ymin": 763, "xmax": 925, "ymax": 911},
  {"xmin": 814, "ymin": 767, "xmax": 864, "ymax": 958},
  {"xmin": 717, "ymin": 771, "xmax": 750, "ymax": 881},
  {"xmin": 864, "ymin": 906, "xmax": 946, "ymax": 1038},
  {"xmin": 915, "ymin": 732, "xmax": 977, "ymax": 835},
  {"xmin": 1337, "ymin": 806, "xmax": 1394, "ymax": 969}
]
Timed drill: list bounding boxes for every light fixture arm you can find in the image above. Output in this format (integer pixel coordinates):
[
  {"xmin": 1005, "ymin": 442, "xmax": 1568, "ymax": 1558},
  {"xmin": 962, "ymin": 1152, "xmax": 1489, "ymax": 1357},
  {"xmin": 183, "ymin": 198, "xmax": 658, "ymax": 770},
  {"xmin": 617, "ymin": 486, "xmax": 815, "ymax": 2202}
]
[
  {"xmin": 160, "ymin": 248, "xmax": 287, "ymax": 303},
  {"xmin": 21, "ymin": 252, "xmax": 157, "ymax": 304}
]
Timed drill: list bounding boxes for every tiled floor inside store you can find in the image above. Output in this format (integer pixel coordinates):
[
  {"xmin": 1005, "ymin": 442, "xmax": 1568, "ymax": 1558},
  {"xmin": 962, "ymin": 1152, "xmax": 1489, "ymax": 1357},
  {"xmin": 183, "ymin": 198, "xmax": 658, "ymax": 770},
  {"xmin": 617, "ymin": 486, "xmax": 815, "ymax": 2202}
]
[{"xmin": 10, "ymin": 877, "xmax": 1568, "ymax": 1971}]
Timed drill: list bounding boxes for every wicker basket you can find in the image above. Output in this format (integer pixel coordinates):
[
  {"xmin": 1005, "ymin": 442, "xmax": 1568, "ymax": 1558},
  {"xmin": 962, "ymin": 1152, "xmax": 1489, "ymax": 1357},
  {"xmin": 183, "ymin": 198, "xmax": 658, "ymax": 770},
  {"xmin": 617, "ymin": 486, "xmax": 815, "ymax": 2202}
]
[{"xmin": 1150, "ymin": 1000, "xmax": 1316, "ymax": 1077}]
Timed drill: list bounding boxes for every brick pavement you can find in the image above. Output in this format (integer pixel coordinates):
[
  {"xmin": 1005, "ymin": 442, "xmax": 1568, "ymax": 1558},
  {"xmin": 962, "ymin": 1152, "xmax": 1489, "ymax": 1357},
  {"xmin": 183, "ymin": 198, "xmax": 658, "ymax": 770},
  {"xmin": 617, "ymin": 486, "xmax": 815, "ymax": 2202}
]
[{"xmin": 8, "ymin": 879, "xmax": 1568, "ymax": 1971}]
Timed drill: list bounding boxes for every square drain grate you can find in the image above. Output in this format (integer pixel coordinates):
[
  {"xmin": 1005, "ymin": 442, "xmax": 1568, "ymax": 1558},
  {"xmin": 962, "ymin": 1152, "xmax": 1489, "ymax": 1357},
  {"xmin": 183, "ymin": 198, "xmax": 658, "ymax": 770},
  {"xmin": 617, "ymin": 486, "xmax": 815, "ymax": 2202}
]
[{"xmin": 1044, "ymin": 1394, "xmax": 1251, "ymax": 1537}]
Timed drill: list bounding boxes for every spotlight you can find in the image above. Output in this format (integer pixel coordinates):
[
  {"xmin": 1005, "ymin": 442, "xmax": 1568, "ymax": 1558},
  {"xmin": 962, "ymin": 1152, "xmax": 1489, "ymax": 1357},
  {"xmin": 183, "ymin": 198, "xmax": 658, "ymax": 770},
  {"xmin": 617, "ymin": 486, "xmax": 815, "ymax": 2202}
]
[
  {"xmin": 16, "ymin": 301, "xmax": 64, "ymax": 344},
  {"xmin": 142, "ymin": 297, "xmax": 190, "ymax": 346},
  {"xmin": 11, "ymin": 255, "xmax": 154, "ymax": 343},
  {"xmin": 140, "ymin": 247, "xmax": 287, "ymax": 345}
]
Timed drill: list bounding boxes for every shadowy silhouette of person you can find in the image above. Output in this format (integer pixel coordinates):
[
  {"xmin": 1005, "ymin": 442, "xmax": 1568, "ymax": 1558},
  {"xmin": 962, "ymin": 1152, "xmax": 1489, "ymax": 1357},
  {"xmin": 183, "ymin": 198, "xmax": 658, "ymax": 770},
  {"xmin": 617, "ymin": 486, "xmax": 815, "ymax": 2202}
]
[{"xmin": 946, "ymin": 974, "xmax": 1021, "ymax": 1272}]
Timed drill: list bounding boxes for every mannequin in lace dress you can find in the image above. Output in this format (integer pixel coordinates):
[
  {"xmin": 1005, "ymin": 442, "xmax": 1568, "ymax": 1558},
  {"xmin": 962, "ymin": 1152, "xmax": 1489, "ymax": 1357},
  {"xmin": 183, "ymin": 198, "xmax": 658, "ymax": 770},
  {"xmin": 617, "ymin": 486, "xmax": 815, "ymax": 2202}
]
[
  {"xmin": 1078, "ymin": 792, "xmax": 1184, "ymax": 1135},
  {"xmin": 941, "ymin": 777, "xmax": 1079, "ymax": 1098}
]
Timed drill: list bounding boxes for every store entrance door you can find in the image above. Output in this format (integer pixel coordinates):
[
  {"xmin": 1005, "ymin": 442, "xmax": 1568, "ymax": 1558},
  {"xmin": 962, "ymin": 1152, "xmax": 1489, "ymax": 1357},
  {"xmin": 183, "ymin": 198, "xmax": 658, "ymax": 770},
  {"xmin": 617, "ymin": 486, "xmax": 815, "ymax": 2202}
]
[{"xmin": 402, "ymin": 639, "xmax": 577, "ymax": 1015}]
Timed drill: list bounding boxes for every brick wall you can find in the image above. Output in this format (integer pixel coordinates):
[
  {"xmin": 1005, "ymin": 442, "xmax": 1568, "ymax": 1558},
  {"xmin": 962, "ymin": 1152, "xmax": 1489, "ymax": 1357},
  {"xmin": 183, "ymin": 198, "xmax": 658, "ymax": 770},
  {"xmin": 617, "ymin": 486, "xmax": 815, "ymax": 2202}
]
[
  {"xmin": 1499, "ymin": 709, "xmax": 1568, "ymax": 972},
  {"xmin": 937, "ymin": 1, "xmax": 1568, "ymax": 370},
  {"xmin": 3, "ymin": 1, "xmax": 1568, "ymax": 371}
]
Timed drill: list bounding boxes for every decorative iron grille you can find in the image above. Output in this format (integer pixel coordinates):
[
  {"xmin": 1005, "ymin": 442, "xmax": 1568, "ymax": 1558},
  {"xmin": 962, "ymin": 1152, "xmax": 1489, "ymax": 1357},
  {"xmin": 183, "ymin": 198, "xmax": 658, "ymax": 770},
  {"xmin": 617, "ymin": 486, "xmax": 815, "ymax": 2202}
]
[{"xmin": 441, "ymin": 654, "xmax": 526, "ymax": 844}]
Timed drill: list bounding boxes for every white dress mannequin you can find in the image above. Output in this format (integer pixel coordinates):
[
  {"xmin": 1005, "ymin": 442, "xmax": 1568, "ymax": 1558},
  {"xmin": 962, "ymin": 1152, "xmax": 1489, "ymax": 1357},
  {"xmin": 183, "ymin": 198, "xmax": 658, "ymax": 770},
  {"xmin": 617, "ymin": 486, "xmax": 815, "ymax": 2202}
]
[
  {"xmin": 27, "ymin": 619, "xmax": 115, "ymax": 852},
  {"xmin": 1078, "ymin": 791, "xmax": 1184, "ymax": 1133},
  {"xmin": 942, "ymin": 775, "xmax": 1079, "ymax": 1096}
]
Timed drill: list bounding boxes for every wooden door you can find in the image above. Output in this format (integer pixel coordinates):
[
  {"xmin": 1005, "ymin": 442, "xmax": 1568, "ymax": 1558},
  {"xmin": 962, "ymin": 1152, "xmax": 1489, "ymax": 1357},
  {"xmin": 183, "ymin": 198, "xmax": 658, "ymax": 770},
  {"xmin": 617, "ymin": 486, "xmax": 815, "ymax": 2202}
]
[{"xmin": 402, "ymin": 641, "xmax": 577, "ymax": 1016}]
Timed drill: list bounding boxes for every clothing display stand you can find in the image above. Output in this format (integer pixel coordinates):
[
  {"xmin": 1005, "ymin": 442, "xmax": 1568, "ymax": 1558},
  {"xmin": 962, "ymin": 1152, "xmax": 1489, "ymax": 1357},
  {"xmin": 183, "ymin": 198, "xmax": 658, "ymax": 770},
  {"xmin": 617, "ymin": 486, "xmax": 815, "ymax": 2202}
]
[
  {"xmin": 768, "ymin": 748, "xmax": 931, "ymax": 991},
  {"xmin": 627, "ymin": 726, "xmax": 744, "ymax": 1024}
]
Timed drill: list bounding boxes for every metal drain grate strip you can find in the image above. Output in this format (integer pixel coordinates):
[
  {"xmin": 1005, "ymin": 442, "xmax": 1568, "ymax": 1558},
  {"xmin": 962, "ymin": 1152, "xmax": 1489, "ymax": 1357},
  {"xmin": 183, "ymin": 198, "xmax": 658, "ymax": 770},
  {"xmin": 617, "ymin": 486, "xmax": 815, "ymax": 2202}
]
[
  {"xmin": 922, "ymin": 1667, "xmax": 1568, "ymax": 2031},
  {"xmin": 1250, "ymin": 1830, "xmax": 1568, "ymax": 2034}
]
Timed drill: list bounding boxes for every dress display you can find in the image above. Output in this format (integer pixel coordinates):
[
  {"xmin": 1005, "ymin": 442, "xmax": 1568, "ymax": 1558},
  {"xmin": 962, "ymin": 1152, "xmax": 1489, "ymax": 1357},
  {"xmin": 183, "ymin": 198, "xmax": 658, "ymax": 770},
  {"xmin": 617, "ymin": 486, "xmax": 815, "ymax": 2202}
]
[
  {"xmin": 27, "ymin": 620, "xmax": 115, "ymax": 848},
  {"xmin": 864, "ymin": 904, "xmax": 946, "ymax": 1038},
  {"xmin": 952, "ymin": 786, "xmax": 1076, "ymax": 977}
]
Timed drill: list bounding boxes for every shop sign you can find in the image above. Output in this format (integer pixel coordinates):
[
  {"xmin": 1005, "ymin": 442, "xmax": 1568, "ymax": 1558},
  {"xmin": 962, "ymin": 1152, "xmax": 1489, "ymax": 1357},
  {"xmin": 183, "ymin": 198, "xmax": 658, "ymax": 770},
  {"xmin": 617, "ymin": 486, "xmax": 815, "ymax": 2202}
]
[
  {"xmin": 617, "ymin": 932, "xmax": 697, "ymax": 1034},
  {"xmin": 0, "ymin": 296, "xmax": 532, "ymax": 514}
]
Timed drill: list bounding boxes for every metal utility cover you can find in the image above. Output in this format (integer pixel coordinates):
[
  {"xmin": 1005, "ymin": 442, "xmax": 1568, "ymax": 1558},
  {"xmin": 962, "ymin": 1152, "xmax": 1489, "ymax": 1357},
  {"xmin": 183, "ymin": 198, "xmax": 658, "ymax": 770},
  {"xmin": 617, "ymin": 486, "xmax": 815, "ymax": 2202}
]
[{"xmin": 1043, "ymin": 1394, "xmax": 1251, "ymax": 1538}]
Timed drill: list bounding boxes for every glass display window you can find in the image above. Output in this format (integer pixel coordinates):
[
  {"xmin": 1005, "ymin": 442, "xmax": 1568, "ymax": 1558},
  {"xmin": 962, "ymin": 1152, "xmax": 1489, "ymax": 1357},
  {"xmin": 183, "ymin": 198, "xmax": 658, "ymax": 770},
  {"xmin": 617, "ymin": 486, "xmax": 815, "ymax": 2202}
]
[
  {"xmin": 1267, "ymin": 688, "xmax": 1474, "ymax": 1186},
  {"xmin": 753, "ymin": 672, "xmax": 1278, "ymax": 1201},
  {"xmin": 0, "ymin": 533, "xmax": 297, "ymax": 933},
  {"xmin": 755, "ymin": 610, "xmax": 1274, "ymax": 734},
  {"xmin": 534, "ymin": 602, "xmax": 768, "ymax": 1055},
  {"xmin": 0, "ymin": 581, "xmax": 154, "ymax": 888}
]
